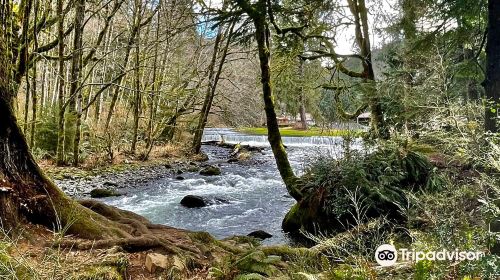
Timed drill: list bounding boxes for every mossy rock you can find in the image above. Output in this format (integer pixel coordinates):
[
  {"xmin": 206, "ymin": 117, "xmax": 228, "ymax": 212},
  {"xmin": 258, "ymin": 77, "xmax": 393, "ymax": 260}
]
[
  {"xmin": 199, "ymin": 166, "xmax": 221, "ymax": 176},
  {"xmin": 186, "ymin": 166, "xmax": 200, "ymax": 172},
  {"xmin": 90, "ymin": 188, "xmax": 121, "ymax": 198}
]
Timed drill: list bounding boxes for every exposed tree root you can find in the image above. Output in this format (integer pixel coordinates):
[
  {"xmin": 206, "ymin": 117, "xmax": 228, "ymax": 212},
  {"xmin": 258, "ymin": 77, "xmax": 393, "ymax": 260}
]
[{"xmin": 56, "ymin": 200, "xmax": 205, "ymax": 259}]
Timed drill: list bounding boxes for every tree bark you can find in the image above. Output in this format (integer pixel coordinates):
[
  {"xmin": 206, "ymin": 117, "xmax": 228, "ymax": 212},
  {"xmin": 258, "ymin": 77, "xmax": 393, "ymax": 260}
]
[
  {"xmin": 70, "ymin": 0, "xmax": 85, "ymax": 166},
  {"xmin": 298, "ymin": 58, "xmax": 307, "ymax": 130},
  {"xmin": 484, "ymin": 0, "xmax": 500, "ymax": 133},
  {"xmin": 130, "ymin": 0, "xmax": 142, "ymax": 154},
  {"xmin": 56, "ymin": 0, "xmax": 66, "ymax": 166},
  {"xmin": 29, "ymin": 0, "xmax": 40, "ymax": 148},
  {"xmin": 348, "ymin": 0, "xmax": 388, "ymax": 139}
]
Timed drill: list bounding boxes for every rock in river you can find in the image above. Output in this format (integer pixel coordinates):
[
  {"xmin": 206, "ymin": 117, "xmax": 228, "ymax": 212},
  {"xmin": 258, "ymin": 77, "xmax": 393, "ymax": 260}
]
[
  {"xmin": 90, "ymin": 188, "xmax": 121, "ymax": 198},
  {"xmin": 199, "ymin": 165, "xmax": 221, "ymax": 176},
  {"xmin": 180, "ymin": 195, "xmax": 229, "ymax": 208},
  {"xmin": 247, "ymin": 230, "xmax": 273, "ymax": 240},
  {"xmin": 180, "ymin": 195, "xmax": 207, "ymax": 208}
]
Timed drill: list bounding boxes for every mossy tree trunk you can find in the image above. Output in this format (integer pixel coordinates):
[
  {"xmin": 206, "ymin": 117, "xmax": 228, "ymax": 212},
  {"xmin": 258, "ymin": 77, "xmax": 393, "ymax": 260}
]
[{"xmin": 235, "ymin": 0, "xmax": 302, "ymax": 201}]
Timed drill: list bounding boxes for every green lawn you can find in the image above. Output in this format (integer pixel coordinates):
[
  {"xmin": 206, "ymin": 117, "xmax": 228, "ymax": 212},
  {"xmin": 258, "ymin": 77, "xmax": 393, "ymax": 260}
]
[{"xmin": 238, "ymin": 127, "xmax": 363, "ymax": 137}]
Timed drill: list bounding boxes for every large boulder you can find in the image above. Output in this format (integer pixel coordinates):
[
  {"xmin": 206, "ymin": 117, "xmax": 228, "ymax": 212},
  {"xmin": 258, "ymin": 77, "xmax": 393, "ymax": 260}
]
[
  {"xmin": 180, "ymin": 195, "xmax": 229, "ymax": 208},
  {"xmin": 180, "ymin": 195, "xmax": 207, "ymax": 208},
  {"xmin": 199, "ymin": 165, "xmax": 221, "ymax": 176}
]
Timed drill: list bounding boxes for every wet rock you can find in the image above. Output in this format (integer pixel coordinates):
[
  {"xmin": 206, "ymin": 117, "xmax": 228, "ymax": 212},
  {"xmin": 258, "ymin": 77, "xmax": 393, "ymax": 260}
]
[
  {"xmin": 247, "ymin": 230, "xmax": 273, "ymax": 240},
  {"xmin": 175, "ymin": 176, "xmax": 185, "ymax": 180},
  {"xmin": 186, "ymin": 166, "xmax": 200, "ymax": 172},
  {"xmin": 180, "ymin": 195, "xmax": 229, "ymax": 208},
  {"xmin": 90, "ymin": 188, "xmax": 121, "ymax": 198},
  {"xmin": 199, "ymin": 166, "xmax": 221, "ymax": 176},
  {"xmin": 212, "ymin": 197, "xmax": 230, "ymax": 205},
  {"xmin": 164, "ymin": 164, "xmax": 173, "ymax": 169},
  {"xmin": 180, "ymin": 195, "xmax": 207, "ymax": 208},
  {"xmin": 176, "ymin": 169, "xmax": 184, "ymax": 175},
  {"xmin": 103, "ymin": 181, "xmax": 119, "ymax": 187},
  {"xmin": 145, "ymin": 253, "xmax": 169, "ymax": 273}
]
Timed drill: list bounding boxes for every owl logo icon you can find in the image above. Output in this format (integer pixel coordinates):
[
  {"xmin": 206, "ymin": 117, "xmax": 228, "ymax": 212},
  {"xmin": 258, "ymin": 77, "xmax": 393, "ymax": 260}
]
[{"xmin": 375, "ymin": 244, "xmax": 398, "ymax": 266}]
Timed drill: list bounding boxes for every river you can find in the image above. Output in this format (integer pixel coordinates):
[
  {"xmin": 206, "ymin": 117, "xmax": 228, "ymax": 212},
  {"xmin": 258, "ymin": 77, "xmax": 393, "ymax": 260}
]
[{"xmin": 102, "ymin": 128, "xmax": 361, "ymax": 244}]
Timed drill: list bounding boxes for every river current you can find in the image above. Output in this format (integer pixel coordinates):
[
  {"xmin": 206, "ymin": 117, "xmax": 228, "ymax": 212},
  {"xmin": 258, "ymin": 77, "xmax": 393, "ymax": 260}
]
[{"xmin": 102, "ymin": 128, "xmax": 361, "ymax": 244}]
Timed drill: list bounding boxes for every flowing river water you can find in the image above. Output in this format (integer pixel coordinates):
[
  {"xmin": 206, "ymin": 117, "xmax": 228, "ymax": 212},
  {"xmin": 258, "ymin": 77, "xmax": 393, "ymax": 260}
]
[{"xmin": 102, "ymin": 128, "xmax": 362, "ymax": 244}]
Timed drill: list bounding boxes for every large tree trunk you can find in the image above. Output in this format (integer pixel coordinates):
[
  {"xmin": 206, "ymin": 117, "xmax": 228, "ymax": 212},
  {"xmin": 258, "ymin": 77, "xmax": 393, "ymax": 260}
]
[{"xmin": 484, "ymin": 0, "xmax": 500, "ymax": 133}]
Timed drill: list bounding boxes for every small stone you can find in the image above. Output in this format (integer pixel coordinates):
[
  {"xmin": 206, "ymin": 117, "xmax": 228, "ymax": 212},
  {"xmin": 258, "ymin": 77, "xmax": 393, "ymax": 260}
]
[
  {"xmin": 247, "ymin": 230, "xmax": 273, "ymax": 240},
  {"xmin": 175, "ymin": 176, "xmax": 185, "ymax": 180},
  {"xmin": 145, "ymin": 253, "xmax": 169, "ymax": 273},
  {"xmin": 212, "ymin": 197, "xmax": 230, "ymax": 205}
]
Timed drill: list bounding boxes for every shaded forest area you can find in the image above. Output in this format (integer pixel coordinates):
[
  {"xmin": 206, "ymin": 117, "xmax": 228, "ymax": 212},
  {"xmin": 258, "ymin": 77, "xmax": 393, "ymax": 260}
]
[{"xmin": 0, "ymin": 0, "xmax": 500, "ymax": 279}]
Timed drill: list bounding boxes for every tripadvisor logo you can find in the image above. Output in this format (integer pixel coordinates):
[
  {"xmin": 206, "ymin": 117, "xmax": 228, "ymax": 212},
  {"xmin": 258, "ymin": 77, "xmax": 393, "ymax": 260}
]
[
  {"xmin": 374, "ymin": 244, "xmax": 485, "ymax": 267},
  {"xmin": 375, "ymin": 244, "xmax": 397, "ymax": 266}
]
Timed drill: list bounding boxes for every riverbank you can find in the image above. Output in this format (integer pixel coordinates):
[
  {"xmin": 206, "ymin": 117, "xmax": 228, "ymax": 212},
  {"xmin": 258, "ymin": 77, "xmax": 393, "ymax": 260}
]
[{"xmin": 40, "ymin": 153, "xmax": 207, "ymax": 198}]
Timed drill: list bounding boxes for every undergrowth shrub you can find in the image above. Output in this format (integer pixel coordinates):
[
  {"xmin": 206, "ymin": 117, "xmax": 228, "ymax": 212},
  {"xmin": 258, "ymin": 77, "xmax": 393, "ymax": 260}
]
[{"xmin": 301, "ymin": 140, "xmax": 445, "ymax": 231}]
